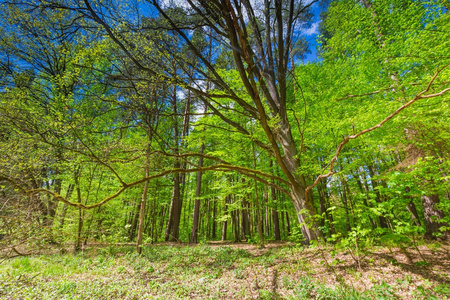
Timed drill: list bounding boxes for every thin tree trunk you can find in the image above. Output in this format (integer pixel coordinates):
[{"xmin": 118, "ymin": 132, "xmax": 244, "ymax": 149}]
[
  {"xmin": 136, "ymin": 162, "xmax": 150, "ymax": 253},
  {"xmin": 222, "ymin": 196, "xmax": 228, "ymax": 241},
  {"xmin": 129, "ymin": 200, "xmax": 140, "ymax": 241},
  {"xmin": 285, "ymin": 205, "xmax": 291, "ymax": 236},
  {"xmin": 254, "ymin": 184, "xmax": 264, "ymax": 247},
  {"xmin": 212, "ymin": 198, "xmax": 217, "ymax": 239},
  {"xmin": 206, "ymin": 198, "xmax": 211, "ymax": 239},
  {"xmin": 74, "ymin": 173, "xmax": 83, "ymax": 251},
  {"xmin": 367, "ymin": 164, "xmax": 389, "ymax": 228},
  {"xmin": 271, "ymin": 185, "xmax": 281, "ymax": 241},
  {"xmin": 407, "ymin": 200, "xmax": 422, "ymax": 227},
  {"xmin": 340, "ymin": 178, "xmax": 352, "ymax": 233},
  {"xmin": 158, "ymin": 204, "xmax": 167, "ymax": 240},
  {"xmin": 190, "ymin": 144, "xmax": 205, "ymax": 243},
  {"xmin": 240, "ymin": 198, "xmax": 250, "ymax": 240},
  {"xmin": 232, "ymin": 194, "xmax": 240, "ymax": 242},
  {"xmin": 151, "ymin": 185, "xmax": 158, "ymax": 242},
  {"xmin": 352, "ymin": 169, "xmax": 377, "ymax": 229},
  {"xmin": 59, "ymin": 184, "xmax": 74, "ymax": 229},
  {"xmin": 264, "ymin": 188, "xmax": 270, "ymax": 236},
  {"xmin": 43, "ymin": 178, "xmax": 61, "ymax": 228}
]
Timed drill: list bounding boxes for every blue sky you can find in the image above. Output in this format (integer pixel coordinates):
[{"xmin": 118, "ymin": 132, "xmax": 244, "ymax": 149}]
[{"xmin": 303, "ymin": 1, "xmax": 322, "ymax": 63}]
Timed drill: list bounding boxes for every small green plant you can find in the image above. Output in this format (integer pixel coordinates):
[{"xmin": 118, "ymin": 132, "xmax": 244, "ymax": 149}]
[
  {"xmin": 366, "ymin": 281, "xmax": 396, "ymax": 299},
  {"xmin": 116, "ymin": 265, "xmax": 126, "ymax": 273},
  {"xmin": 293, "ymin": 276, "xmax": 315, "ymax": 299},
  {"xmin": 259, "ymin": 289, "xmax": 277, "ymax": 300},
  {"xmin": 433, "ymin": 284, "xmax": 450, "ymax": 297},
  {"xmin": 415, "ymin": 260, "xmax": 430, "ymax": 267},
  {"xmin": 282, "ymin": 276, "xmax": 295, "ymax": 290},
  {"xmin": 234, "ymin": 268, "xmax": 245, "ymax": 279}
]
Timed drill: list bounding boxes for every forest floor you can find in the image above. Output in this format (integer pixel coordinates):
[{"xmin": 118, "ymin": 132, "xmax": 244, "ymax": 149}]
[{"xmin": 0, "ymin": 241, "xmax": 449, "ymax": 299}]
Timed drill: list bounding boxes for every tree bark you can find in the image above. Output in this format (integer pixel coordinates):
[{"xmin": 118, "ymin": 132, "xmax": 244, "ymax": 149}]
[
  {"xmin": 59, "ymin": 183, "xmax": 74, "ymax": 229},
  {"xmin": 352, "ymin": 169, "xmax": 377, "ymax": 229},
  {"xmin": 275, "ymin": 122, "xmax": 322, "ymax": 242},
  {"xmin": 340, "ymin": 178, "xmax": 352, "ymax": 233},
  {"xmin": 231, "ymin": 193, "xmax": 240, "ymax": 242},
  {"xmin": 43, "ymin": 178, "xmax": 61, "ymax": 228},
  {"xmin": 271, "ymin": 185, "xmax": 281, "ymax": 241},
  {"xmin": 367, "ymin": 164, "xmax": 389, "ymax": 228},
  {"xmin": 74, "ymin": 173, "xmax": 83, "ymax": 251},
  {"xmin": 165, "ymin": 85, "xmax": 183, "ymax": 242},
  {"xmin": 190, "ymin": 143, "xmax": 205, "ymax": 244},
  {"xmin": 129, "ymin": 200, "xmax": 140, "ymax": 241},
  {"xmin": 407, "ymin": 200, "xmax": 422, "ymax": 227},
  {"xmin": 136, "ymin": 164, "xmax": 150, "ymax": 254},
  {"xmin": 212, "ymin": 199, "xmax": 217, "ymax": 239},
  {"xmin": 221, "ymin": 196, "xmax": 228, "ymax": 241},
  {"xmin": 421, "ymin": 194, "xmax": 448, "ymax": 239}
]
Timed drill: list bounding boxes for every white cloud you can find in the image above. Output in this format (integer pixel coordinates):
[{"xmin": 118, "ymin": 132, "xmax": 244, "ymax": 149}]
[
  {"xmin": 160, "ymin": 0, "xmax": 191, "ymax": 9},
  {"xmin": 304, "ymin": 22, "xmax": 319, "ymax": 36}
]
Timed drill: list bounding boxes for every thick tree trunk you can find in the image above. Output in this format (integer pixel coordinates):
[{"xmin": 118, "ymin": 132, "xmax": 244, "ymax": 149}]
[
  {"xmin": 290, "ymin": 182, "xmax": 321, "ymax": 243},
  {"xmin": 165, "ymin": 174, "xmax": 182, "ymax": 242},
  {"xmin": 165, "ymin": 85, "xmax": 183, "ymax": 242},
  {"xmin": 276, "ymin": 121, "xmax": 321, "ymax": 243},
  {"xmin": 240, "ymin": 198, "xmax": 250, "ymax": 240},
  {"xmin": 421, "ymin": 194, "xmax": 448, "ymax": 239}
]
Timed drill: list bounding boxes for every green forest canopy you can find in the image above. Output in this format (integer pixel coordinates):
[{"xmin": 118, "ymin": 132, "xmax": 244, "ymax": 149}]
[{"xmin": 0, "ymin": 0, "xmax": 449, "ymax": 252}]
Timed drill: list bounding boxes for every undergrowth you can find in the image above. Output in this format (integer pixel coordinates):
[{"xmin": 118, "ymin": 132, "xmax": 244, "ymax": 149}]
[{"xmin": 0, "ymin": 243, "xmax": 449, "ymax": 299}]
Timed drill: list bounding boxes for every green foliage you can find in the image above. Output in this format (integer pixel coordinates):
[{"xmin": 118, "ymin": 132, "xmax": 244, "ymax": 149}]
[{"xmin": 0, "ymin": 0, "xmax": 449, "ymax": 254}]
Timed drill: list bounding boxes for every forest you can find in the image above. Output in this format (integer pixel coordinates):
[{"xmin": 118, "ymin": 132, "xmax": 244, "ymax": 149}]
[{"xmin": 0, "ymin": 0, "xmax": 450, "ymax": 299}]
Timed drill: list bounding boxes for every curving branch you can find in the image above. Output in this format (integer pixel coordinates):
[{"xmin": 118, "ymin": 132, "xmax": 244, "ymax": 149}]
[
  {"xmin": 19, "ymin": 162, "xmax": 289, "ymax": 210},
  {"xmin": 305, "ymin": 62, "xmax": 450, "ymax": 196},
  {"xmin": 0, "ymin": 175, "xmax": 28, "ymax": 193}
]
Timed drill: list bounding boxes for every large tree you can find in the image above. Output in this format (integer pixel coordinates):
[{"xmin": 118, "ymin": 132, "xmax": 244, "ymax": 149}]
[{"xmin": 2, "ymin": 0, "xmax": 450, "ymax": 244}]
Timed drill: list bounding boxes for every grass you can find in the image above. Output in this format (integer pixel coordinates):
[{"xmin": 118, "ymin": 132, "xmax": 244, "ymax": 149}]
[{"xmin": 1, "ymin": 243, "xmax": 449, "ymax": 299}]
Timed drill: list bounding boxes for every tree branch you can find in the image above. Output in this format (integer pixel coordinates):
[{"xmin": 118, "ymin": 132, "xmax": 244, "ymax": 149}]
[
  {"xmin": 306, "ymin": 62, "xmax": 450, "ymax": 196},
  {"xmin": 21, "ymin": 162, "xmax": 289, "ymax": 209}
]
